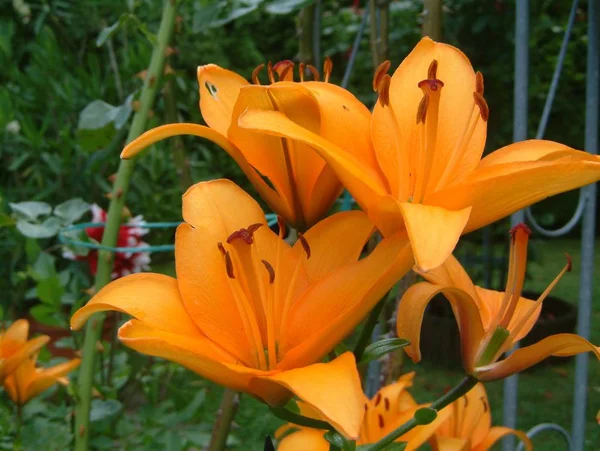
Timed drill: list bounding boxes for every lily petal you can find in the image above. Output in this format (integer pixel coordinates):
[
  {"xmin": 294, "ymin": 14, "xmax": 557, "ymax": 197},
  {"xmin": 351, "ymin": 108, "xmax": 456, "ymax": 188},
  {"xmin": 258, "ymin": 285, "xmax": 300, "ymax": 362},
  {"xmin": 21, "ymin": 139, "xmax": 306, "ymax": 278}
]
[
  {"xmin": 476, "ymin": 333, "xmax": 600, "ymax": 381},
  {"xmin": 118, "ymin": 320, "xmax": 253, "ymax": 392},
  {"xmin": 253, "ymin": 352, "xmax": 364, "ymax": 439},
  {"xmin": 26, "ymin": 358, "xmax": 81, "ymax": 401},
  {"xmin": 431, "ymin": 436, "xmax": 470, "ymax": 451},
  {"xmin": 396, "ymin": 283, "xmax": 485, "ymax": 371},
  {"xmin": 120, "ymin": 123, "xmax": 292, "ymax": 223},
  {"xmin": 0, "ymin": 335, "xmax": 49, "ymax": 381},
  {"xmin": 197, "ymin": 64, "xmax": 249, "ymax": 136},
  {"xmin": 428, "ymin": 158, "xmax": 600, "ymax": 234},
  {"xmin": 70, "ymin": 273, "xmax": 200, "ymax": 336},
  {"xmin": 293, "ymin": 210, "xmax": 374, "ymax": 283},
  {"xmin": 277, "ymin": 428, "xmax": 329, "ymax": 451},
  {"xmin": 3, "ymin": 319, "xmax": 29, "ymax": 343},
  {"xmin": 398, "ymin": 202, "xmax": 472, "ymax": 272},
  {"xmin": 474, "ymin": 427, "xmax": 532, "ymax": 451},
  {"xmin": 238, "ymin": 109, "xmax": 389, "ymax": 213},
  {"xmin": 280, "ymin": 234, "xmax": 412, "ymax": 369}
]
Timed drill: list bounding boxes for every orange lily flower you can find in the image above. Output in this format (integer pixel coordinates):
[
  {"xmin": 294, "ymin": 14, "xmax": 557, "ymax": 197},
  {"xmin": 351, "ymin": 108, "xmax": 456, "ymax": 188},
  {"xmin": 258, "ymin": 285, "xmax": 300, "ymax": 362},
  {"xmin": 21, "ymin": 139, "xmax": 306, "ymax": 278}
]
[
  {"xmin": 3, "ymin": 351, "xmax": 80, "ymax": 405},
  {"xmin": 121, "ymin": 60, "xmax": 376, "ymax": 231},
  {"xmin": 0, "ymin": 319, "xmax": 50, "ymax": 382},
  {"xmin": 397, "ymin": 223, "xmax": 600, "ymax": 380},
  {"xmin": 431, "ymin": 383, "xmax": 531, "ymax": 451},
  {"xmin": 276, "ymin": 373, "xmax": 450, "ymax": 450},
  {"xmin": 236, "ymin": 37, "xmax": 600, "ymax": 271},
  {"xmin": 71, "ymin": 179, "xmax": 412, "ymax": 438}
]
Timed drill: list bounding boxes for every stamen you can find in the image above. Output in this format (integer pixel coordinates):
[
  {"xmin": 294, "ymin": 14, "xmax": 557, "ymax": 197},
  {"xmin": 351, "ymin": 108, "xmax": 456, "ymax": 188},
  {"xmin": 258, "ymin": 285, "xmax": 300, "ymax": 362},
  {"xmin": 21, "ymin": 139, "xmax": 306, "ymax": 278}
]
[
  {"xmin": 217, "ymin": 242, "xmax": 235, "ymax": 279},
  {"xmin": 306, "ymin": 64, "xmax": 320, "ymax": 81},
  {"xmin": 473, "ymin": 92, "xmax": 489, "ymax": 122},
  {"xmin": 323, "ymin": 57, "xmax": 333, "ymax": 83},
  {"xmin": 373, "ymin": 60, "xmax": 391, "ymax": 91},
  {"xmin": 227, "ymin": 223, "xmax": 263, "ymax": 245},
  {"xmin": 475, "ymin": 71, "xmax": 484, "ymax": 95},
  {"xmin": 299, "ymin": 62, "xmax": 305, "ymax": 82},
  {"xmin": 261, "ymin": 260, "xmax": 275, "ymax": 284},
  {"xmin": 298, "ymin": 233, "xmax": 311, "ymax": 259},
  {"xmin": 273, "ymin": 60, "xmax": 295, "ymax": 82},
  {"xmin": 377, "ymin": 74, "xmax": 391, "ymax": 107},
  {"xmin": 416, "ymin": 93, "xmax": 430, "ymax": 124},
  {"xmin": 277, "ymin": 215, "xmax": 286, "ymax": 239},
  {"xmin": 267, "ymin": 61, "xmax": 275, "ymax": 84},
  {"xmin": 252, "ymin": 64, "xmax": 265, "ymax": 85}
]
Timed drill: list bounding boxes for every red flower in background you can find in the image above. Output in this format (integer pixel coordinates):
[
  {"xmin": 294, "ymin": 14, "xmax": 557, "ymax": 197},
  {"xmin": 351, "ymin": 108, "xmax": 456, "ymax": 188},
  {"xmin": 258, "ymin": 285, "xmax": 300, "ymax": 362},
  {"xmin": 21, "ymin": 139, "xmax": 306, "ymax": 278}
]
[{"xmin": 64, "ymin": 205, "xmax": 151, "ymax": 280}]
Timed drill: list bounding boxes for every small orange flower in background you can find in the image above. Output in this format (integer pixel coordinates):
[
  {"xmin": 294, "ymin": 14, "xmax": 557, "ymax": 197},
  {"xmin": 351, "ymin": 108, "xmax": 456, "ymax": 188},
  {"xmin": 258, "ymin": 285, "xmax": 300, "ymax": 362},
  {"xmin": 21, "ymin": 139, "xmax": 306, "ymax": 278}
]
[
  {"xmin": 71, "ymin": 179, "xmax": 413, "ymax": 438},
  {"xmin": 3, "ymin": 351, "xmax": 80, "ymax": 405},
  {"xmin": 121, "ymin": 59, "xmax": 377, "ymax": 231},
  {"xmin": 237, "ymin": 37, "xmax": 600, "ymax": 271},
  {"xmin": 276, "ymin": 373, "xmax": 450, "ymax": 450},
  {"xmin": 397, "ymin": 223, "xmax": 600, "ymax": 381},
  {"xmin": 0, "ymin": 319, "xmax": 49, "ymax": 383},
  {"xmin": 432, "ymin": 383, "xmax": 531, "ymax": 451}
]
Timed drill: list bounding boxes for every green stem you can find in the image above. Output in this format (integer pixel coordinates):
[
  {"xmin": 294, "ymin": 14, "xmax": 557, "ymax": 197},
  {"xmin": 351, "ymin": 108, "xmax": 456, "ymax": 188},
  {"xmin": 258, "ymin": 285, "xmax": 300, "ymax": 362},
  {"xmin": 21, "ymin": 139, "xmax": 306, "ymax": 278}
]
[
  {"xmin": 74, "ymin": 2, "xmax": 178, "ymax": 450},
  {"xmin": 365, "ymin": 376, "xmax": 478, "ymax": 451},
  {"xmin": 353, "ymin": 292, "xmax": 389, "ymax": 362},
  {"xmin": 15, "ymin": 403, "xmax": 22, "ymax": 446},
  {"xmin": 207, "ymin": 389, "xmax": 240, "ymax": 451},
  {"xmin": 270, "ymin": 406, "xmax": 332, "ymax": 431}
]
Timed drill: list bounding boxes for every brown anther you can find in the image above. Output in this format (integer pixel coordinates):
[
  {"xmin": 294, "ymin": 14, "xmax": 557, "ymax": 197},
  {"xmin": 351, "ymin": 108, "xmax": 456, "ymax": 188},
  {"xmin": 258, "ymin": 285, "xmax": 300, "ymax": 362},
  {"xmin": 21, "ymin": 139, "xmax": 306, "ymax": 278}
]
[
  {"xmin": 378, "ymin": 414, "xmax": 385, "ymax": 428},
  {"xmin": 473, "ymin": 92, "xmax": 489, "ymax": 122},
  {"xmin": 273, "ymin": 60, "xmax": 295, "ymax": 81},
  {"xmin": 565, "ymin": 253, "xmax": 572, "ymax": 272},
  {"xmin": 252, "ymin": 64, "xmax": 265, "ymax": 85},
  {"xmin": 261, "ymin": 260, "xmax": 275, "ymax": 284},
  {"xmin": 416, "ymin": 92, "xmax": 430, "ymax": 124},
  {"xmin": 298, "ymin": 233, "xmax": 311, "ymax": 259},
  {"xmin": 509, "ymin": 223, "xmax": 531, "ymax": 239},
  {"xmin": 384, "ymin": 397, "xmax": 390, "ymax": 411},
  {"xmin": 277, "ymin": 215, "xmax": 286, "ymax": 239},
  {"xmin": 306, "ymin": 64, "xmax": 320, "ymax": 81},
  {"xmin": 475, "ymin": 71, "xmax": 484, "ymax": 95},
  {"xmin": 377, "ymin": 74, "xmax": 391, "ymax": 107},
  {"xmin": 217, "ymin": 242, "xmax": 235, "ymax": 279},
  {"xmin": 374, "ymin": 393, "xmax": 382, "ymax": 406},
  {"xmin": 373, "ymin": 60, "xmax": 391, "ymax": 91},
  {"xmin": 227, "ymin": 223, "xmax": 263, "ymax": 245},
  {"xmin": 481, "ymin": 397, "xmax": 488, "ymax": 412},
  {"xmin": 428, "ymin": 59, "xmax": 439, "ymax": 79},
  {"xmin": 267, "ymin": 61, "xmax": 275, "ymax": 84},
  {"xmin": 299, "ymin": 62, "xmax": 306, "ymax": 82},
  {"xmin": 323, "ymin": 57, "xmax": 333, "ymax": 83}
]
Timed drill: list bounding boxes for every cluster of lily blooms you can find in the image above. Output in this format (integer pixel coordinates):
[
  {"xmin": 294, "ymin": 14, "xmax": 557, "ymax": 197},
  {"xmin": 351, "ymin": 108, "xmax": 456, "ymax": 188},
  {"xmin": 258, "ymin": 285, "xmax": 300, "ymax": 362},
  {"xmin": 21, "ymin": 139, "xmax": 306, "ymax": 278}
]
[{"xmin": 3, "ymin": 37, "xmax": 600, "ymax": 448}]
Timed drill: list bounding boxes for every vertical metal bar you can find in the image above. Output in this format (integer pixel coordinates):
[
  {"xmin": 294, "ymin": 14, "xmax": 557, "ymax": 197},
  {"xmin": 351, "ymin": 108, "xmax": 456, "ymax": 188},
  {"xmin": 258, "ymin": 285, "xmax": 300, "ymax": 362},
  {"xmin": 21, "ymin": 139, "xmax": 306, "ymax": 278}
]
[
  {"xmin": 571, "ymin": 1, "xmax": 598, "ymax": 449},
  {"xmin": 504, "ymin": 1, "xmax": 529, "ymax": 449}
]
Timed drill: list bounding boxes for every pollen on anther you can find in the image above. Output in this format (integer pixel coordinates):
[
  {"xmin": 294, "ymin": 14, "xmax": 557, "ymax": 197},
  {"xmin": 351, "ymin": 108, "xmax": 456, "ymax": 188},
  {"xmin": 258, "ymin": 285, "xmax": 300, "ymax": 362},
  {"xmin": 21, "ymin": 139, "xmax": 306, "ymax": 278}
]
[
  {"xmin": 373, "ymin": 60, "xmax": 391, "ymax": 92},
  {"xmin": 273, "ymin": 60, "xmax": 295, "ymax": 82},
  {"xmin": 475, "ymin": 71, "xmax": 484, "ymax": 95},
  {"xmin": 277, "ymin": 216, "xmax": 286, "ymax": 239},
  {"xmin": 261, "ymin": 260, "xmax": 275, "ymax": 284},
  {"xmin": 298, "ymin": 233, "xmax": 311, "ymax": 259},
  {"xmin": 252, "ymin": 64, "xmax": 265, "ymax": 85},
  {"xmin": 416, "ymin": 93, "xmax": 430, "ymax": 124},
  {"xmin": 377, "ymin": 74, "xmax": 391, "ymax": 107},
  {"xmin": 565, "ymin": 253, "xmax": 572, "ymax": 272},
  {"xmin": 299, "ymin": 62, "xmax": 305, "ymax": 82},
  {"xmin": 473, "ymin": 92, "xmax": 489, "ymax": 122},
  {"xmin": 217, "ymin": 242, "xmax": 235, "ymax": 279},
  {"xmin": 267, "ymin": 61, "xmax": 275, "ymax": 84},
  {"xmin": 428, "ymin": 59, "xmax": 439, "ymax": 80},
  {"xmin": 306, "ymin": 64, "xmax": 320, "ymax": 81},
  {"xmin": 227, "ymin": 223, "xmax": 263, "ymax": 245}
]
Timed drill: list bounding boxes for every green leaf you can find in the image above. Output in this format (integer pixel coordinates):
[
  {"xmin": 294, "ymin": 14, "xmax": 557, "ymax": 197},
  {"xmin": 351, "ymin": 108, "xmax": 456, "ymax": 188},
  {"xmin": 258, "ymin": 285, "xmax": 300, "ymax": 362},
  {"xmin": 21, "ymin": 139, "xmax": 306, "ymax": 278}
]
[
  {"xmin": 96, "ymin": 21, "xmax": 120, "ymax": 47},
  {"xmin": 31, "ymin": 252, "xmax": 57, "ymax": 279},
  {"xmin": 324, "ymin": 430, "xmax": 349, "ymax": 450},
  {"xmin": 90, "ymin": 399, "xmax": 123, "ymax": 423},
  {"xmin": 173, "ymin": 390, "xmax": 206, "ymax": 423},
  {"xmin": 16, "ymin": 217, "xmax": 61, "ymax": 239},
  {"xmin": 265, "ymin": 0, "xmax": 313, "ymax": 15},
  {"xmin": 9, "ymin": 201, "xmax": 52, "ymax": 221},
  {"xmin": 54, "ymin": 198, "xmax": 90, "ymax": 225},
  {"xmin": 357, "ymin": 443, "xmax": 406, "ymax": 451},
  {"xmin": 36, "ymin": 275, "xmax": 64, "ymax": 306},
  {"xmin": 414, "ymin": 407, "xmax": 437, "ymax": 425},
  {"xmin": 96, "ymin": 14, "xmax": 156, "ymax": 47},
  {"xmin": 77, "ymin": 96, "xmax": 133, "ymax": 151},
  {"xmin": 29, "ymin": 304, "xmax": 62, "ymax": 327},
  {"xmin": 359, "ymin": 338, "xmax": 410, "ymax": 365},
  {"xmin": 0, "ymin": 213, "xmax": 15, "ymax": 227}
]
